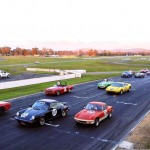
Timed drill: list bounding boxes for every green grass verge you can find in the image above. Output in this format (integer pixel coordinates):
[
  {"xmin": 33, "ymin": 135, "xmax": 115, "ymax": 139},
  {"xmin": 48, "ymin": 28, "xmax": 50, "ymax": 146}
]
[{"xmin": 0, "ymin": 73, "xmax": 119, "ymax": 101}]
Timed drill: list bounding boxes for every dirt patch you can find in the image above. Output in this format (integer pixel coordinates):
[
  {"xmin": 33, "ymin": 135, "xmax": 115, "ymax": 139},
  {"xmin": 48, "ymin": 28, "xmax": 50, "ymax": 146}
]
[{"xmin": 125, "ymin": 113, "xmax": 150, "ymax": 149}]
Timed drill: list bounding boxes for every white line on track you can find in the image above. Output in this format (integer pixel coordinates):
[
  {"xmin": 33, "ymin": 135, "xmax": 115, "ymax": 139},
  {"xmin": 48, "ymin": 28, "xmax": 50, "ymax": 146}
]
[
  {"xmin": 117, "ymin": 101, "xmax": 137, "ymax": 106},
  {"xmin": 45, "ymin": 123, "xmax": 59, "ymax": 127},
  {"xmin": 72, "ymin": 95, "xmax": 88, "ymax": 99}
]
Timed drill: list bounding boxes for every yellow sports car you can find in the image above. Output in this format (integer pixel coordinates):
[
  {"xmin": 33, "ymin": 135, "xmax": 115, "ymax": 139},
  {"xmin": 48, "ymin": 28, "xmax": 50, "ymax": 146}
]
[{"xmin": 106, "ymin": 82, "xmax": 131, "ymax": 94}]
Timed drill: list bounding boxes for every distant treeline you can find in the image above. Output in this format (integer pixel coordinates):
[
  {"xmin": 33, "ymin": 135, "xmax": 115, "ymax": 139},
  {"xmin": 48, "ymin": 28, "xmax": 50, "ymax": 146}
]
[{"xmin": 0, "ymin": 46, "xmax": 150, "ymax": 56}]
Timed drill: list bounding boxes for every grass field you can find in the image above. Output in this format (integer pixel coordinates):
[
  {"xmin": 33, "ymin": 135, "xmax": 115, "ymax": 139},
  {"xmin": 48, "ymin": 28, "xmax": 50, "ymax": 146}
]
[{"xmin": 0, "ymin": 56, "xmax": 150, "ymax": 75}]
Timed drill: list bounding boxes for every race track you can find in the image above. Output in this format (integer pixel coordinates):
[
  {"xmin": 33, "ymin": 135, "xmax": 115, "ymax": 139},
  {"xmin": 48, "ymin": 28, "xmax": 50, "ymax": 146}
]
[{"xmin": 0, "ymin": 75, "xmax": 150, "ymax": 150}]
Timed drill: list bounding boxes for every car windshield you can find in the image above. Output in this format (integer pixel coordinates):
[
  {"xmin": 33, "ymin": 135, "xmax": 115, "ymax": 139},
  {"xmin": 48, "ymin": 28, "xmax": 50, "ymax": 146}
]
[
  {"xmin": 111, "ymin": 83, "xmax": 123, "ymax": 87},
  {"xmin": 32, "ymin": 101, "xmax": 49, "ymax": 110},
  {"xmin": 85, "ymin": 103, "xmax": 102, "ymax": 111}
]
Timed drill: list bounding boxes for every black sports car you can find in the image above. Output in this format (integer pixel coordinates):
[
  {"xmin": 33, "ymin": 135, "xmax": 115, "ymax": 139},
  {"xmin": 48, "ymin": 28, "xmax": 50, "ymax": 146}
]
[
  {"xmin": 134, "ymin": 72, "xmax": 145, "ymax": 78},
  {"xmin": 15, "ymin": 99, "xmax": 69, "ymax": 126}
]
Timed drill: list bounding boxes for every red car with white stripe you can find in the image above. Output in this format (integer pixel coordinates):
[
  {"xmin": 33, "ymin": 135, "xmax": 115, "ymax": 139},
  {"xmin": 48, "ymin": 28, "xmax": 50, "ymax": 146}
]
[
  {"xmin": 45, "ymin": 81, "xmax": 73, "ymax": 96},
  {"xmin": 0, "ymin": 101, "xmax": 11, "ymax": 112},
  {"xmin": 74, "ymin": 101, "xmax": 113, "ymax": 126}
]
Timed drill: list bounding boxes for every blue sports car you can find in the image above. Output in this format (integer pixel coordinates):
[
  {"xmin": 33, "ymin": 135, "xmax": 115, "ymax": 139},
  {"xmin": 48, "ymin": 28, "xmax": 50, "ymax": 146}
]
[{"xmin": 15, "ymin": 99, "xmax": 69, "ymax": 126}]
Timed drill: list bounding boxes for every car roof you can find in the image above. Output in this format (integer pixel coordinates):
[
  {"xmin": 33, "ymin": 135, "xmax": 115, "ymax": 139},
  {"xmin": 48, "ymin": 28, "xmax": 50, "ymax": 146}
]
[
  {"xmin": 39, "ymin": 99, "xmax": 58, "ymax": 103},
  {"xmin": 89, "ymin": 101, "xmax": 106, "ymax": 106}
]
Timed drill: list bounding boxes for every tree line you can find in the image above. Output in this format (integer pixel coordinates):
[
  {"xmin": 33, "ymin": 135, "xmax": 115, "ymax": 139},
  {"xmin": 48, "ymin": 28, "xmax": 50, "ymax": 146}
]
[{"xmin": 0, "ymin": 46, "xmax": 150, "ymax": 57}]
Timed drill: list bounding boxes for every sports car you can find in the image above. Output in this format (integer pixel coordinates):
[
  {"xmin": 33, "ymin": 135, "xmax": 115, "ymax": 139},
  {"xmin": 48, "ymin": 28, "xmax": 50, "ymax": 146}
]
[
  {"xmin": 98, "ymin": 79, "xmax": 113, "ymax": 89},
  {"xmin": 106, "ymin": 82, "xmax": 131, "ymax": 94},
  {"xmin": 140, "ymin": 68, "xmax": 149, "ymax": 73},
  {"xmin": 134, "ymin": 72, "xmax": 145, "ymax": 78},
  {"xmin": 74, "ymin": 101, "xmax": 113, "ymax": 127},
  {"xmin": 147, "ymin": 71, "xmax": 150, "ymax": 75},
  {"xmin": 45, "ymin": 81, "xmax": 73, "ymax": 96},
  {"xmin": 121, "ymin": 71, "xmax": 132, "ymax": 78},
  {"xmin": 15, "ymin": 99, "xmax": 69, "ymax": 126},
  {"xmin": 0, "ymin": 101, "xmax": 11, "ymax": 112}
]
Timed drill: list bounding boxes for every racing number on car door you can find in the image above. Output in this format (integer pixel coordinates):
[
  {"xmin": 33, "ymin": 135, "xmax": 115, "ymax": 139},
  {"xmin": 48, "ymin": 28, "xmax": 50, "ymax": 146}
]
[{"xmin": 64, "ymin": 87, "xmax": 67, "ymax": 92}]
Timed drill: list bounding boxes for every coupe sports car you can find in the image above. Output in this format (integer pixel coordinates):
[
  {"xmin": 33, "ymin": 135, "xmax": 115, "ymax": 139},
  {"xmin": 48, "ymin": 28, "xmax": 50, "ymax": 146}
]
[
  {"xmin": 45, "ymin": 81, "xmax": 73, "ymax": 96},
  {"xmin": 121, "ymin": 71, "xmax": 132, "ymax": 78},
  {"xmin": 134, "ymin": 72, "xmax": 145, "ymax": 78},
  {"xmin": 0, "ymin": 101, "xmax": 11, "ymax": 112},
  {"xmin": 15, "ymin": 99, "xmax": 69, "ymax": 126},
  {"xmin": 140, "ymin": 68, "xmax": 149, "ymax": 73},
  {"xmin": 98, "ymin": 79, "xmax": 113, "ymax": 89},
  {"xmin": 106, "ymin": 82, "xmax": 131, "ymax": 94},
  {"xmin": 74, "ymin": 101, "xmax": 113, "ymax": 127},
  {"xmin": 147, "ymin": 71, "xmax": 150, "ymax": 75}
]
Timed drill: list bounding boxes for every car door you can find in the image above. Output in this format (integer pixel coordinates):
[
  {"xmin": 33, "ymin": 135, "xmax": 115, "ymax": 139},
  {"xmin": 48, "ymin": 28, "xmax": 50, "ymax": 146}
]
[
  {"xmin": 45, "ymin": 102, "xmax": 58, "ymax": 120},
  {"xmin": 96, "ymin": 105, "xmax": 105, "ymax": 119}
]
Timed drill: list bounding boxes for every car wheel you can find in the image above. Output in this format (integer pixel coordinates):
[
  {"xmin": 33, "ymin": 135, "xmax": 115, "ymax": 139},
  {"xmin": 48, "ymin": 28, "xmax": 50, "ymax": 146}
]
[
  {"xmin": 94, "ymin": 118, "xmax": 99, "ymax": 127},
  {"xmin": 7, "ymin": 74, "xmax": 10, "ymax": 78},
  {"xmin": 120, "ymin": 90, "xmax": 123, "ymax": 95},
  {"xmin": 61, "ymin": 110, "xmax": 67, "ymax": 117},
  {"xmin": 108, "ymin": 112, "xmax": 112, "ymax": 118},
  {"xmin": 128, "ymin": 87, "xmax": 131, "ymax": 92},
  {"xmin": 68, "ymin": 89, "xmax": 71, "ymax": 93},
  {"xmin": 98, "ymin": 87, "xmax": 100, "ymax": 89},
  {"xmin": 0, "ymin": 107, "xmax": 5, "ymax": 113},
  {"xmin": 39, "ymin": 117, "xmax": 45, "ymax": 126},
  {"xmin": 56, "ymin": 91, "xmax": 60, "ymax": 96}
]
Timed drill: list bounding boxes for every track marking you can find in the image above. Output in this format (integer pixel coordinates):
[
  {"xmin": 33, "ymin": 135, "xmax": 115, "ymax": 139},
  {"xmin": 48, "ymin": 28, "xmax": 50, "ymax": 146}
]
[
  {"xmin": 72, "ymin": 95, "xmax": 88, "ymax": 99},
  {"xmin": 45, "ymin": 123, "xmax": 59, "ymax": 127},
  {"xmin": 9, "ymin": 118, "xmax": 16, "ymax": 121},
  {"xmin": 117, "ymin": 101, "xmax": 137, "ymax": 106}
]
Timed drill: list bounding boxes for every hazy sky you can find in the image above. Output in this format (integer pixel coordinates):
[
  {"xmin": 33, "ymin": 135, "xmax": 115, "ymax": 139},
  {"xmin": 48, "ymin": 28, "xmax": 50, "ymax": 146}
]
[{"xmin": 0, "ymin": 0, "xmax": 150, "ymax": 49}]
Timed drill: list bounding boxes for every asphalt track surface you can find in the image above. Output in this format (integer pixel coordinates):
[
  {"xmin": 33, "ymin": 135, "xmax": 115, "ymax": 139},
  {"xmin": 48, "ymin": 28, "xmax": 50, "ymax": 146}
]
[{"xmin": 0, "ymin": 75, "xmax": 150, "ymax": 150}]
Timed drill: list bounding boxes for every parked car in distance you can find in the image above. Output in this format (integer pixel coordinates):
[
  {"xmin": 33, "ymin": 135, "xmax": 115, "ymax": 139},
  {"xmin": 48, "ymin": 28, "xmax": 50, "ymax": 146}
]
[
  {"xmin": 15, "ymin": 99, "xmax": 69, "ymax": 126},
  {"xmin": 0, "ymin": 70, "xmax": 10, "ymax": 78},
  {"xmin": 134, "ymin": 72, "xmax": 145, "ymax": 78},
  {"xmin": 121, "ymin": 71, "xmax": 132, "ymax": 78},
  {"xmin": 98, "ymin": 79, "xmax": 113, "ymax": 89},
  {"xmin": 106, "ymin": 82, "xmax": 131, "ymax": 95},
  {"xmin": 0, "ymin": 101, "xmax": 11, "ymax": 112},
  {"xmin": 74, "ymin": 101, "xmax": 113, "ymax": 127},
  {"xmin": 140, "ymin": 68, "xmax": 149, "ymax": 73},
  {"xmin": 45, "ymin": 81, "xmax": 73, "ymax": 96}
]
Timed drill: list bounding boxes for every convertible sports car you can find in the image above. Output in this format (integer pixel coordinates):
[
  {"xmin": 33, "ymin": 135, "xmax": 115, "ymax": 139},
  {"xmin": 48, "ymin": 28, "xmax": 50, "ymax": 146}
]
[
  {"xmin": 106, "ymin": 82, "xmax": 131, "ymax": 94},
  {"xmin": 15, "ymin": 99, "xmax": 69, "ymax": 126},
  {"xmin": 74, "ymin": 101, "xmax": 113, "ymax": 127},
  {"xmin": 98, "ymin": 79, "xmax": 113, "ymax": 89},
  {"xmin": 121, "ymin": 71, "xmax": 132, "ymax": 78},
  {"xmin": 134, "ymin": 72, "xmax": 145, "ymax": 78},
  {"xmin": 45, "ymin": 81, "xmax": 73, "ymax": 96},
  {"xmin": 140, "ymin": 68, "xmax": 149, "ymax": 73},
  {"xmin": 0, "ymin": 101, "xmax": 11, "ymax": 112}
]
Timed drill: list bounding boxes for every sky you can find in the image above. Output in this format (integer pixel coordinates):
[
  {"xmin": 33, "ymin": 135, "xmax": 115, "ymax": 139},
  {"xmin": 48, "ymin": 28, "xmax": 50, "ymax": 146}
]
[{"xmin": 0, "ymin": 0, "xmax": 150, "ymax": 50}]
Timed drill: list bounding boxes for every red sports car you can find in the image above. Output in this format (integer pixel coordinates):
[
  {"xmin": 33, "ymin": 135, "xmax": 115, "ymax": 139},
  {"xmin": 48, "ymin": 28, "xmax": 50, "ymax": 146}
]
[
  {"xmin": 74, "ymin": 101, "xmax": 113, "ymax": 126},
  {"xmin": 140, "ymin": 68, "xmax": 149, "ymax": 73},
  {"xmin": 45, "ymin": 81, "xmax": 73, "ymax": 96},
  {"xmin": 0, "ymin": 101, "xmax": 11, "ymax": 112}
]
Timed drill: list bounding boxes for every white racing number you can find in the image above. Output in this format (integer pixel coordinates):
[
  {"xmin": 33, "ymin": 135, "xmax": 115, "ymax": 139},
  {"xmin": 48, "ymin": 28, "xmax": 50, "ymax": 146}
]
[
  {"xmin": 64, "ymin": 87, "xmax": 67, "ymax": 92},
  {"xmin": 52, "ymin": 109, "xmax": 57, "ymax": 116}
]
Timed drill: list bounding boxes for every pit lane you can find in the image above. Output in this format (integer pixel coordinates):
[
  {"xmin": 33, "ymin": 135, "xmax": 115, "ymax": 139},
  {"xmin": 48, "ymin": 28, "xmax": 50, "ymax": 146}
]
[{"xmin": 0, "ymin": 75, "xmax": 150, "ymax": 150}]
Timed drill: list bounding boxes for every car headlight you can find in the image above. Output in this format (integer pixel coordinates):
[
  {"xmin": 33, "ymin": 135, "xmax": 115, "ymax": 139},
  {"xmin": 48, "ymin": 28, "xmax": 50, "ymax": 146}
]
[
  {"xmin": 31, "ymin": 116, "xmax": 35, "ymax": 120},
  {"xmin": 16, "ymin": 112, "xmax": 19, "ymax": 116}
]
